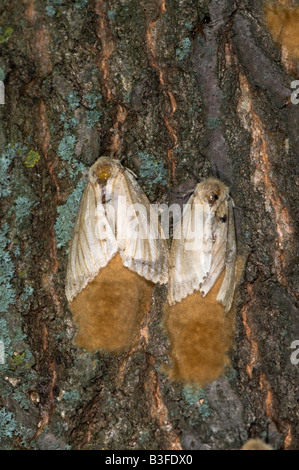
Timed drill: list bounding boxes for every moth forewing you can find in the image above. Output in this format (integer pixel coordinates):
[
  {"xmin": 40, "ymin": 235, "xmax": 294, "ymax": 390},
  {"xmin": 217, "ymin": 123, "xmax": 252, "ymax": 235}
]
[
  {"xmin": 126, "ymin": 203, "xmax": 149, "ymax": 241},
  {"xmin": 216, "ymin": 199, "xmax": 237, "ymax": 312},
  {"xmin": 199, "ymin": 200, "xmax": 229, "ymax": 298},
  {"xmin": 196, "ymin": 200, "xmax": 213, "ymax": 276},
  {"xmin": 65, "ymin": 181, "xmax": 118, "ymax": 303},
  {"xmin": 167, "ymin": 199, "xmax": 208, "ymax": 306},
  {"xmin": 66, "ymin": 156, "xmax": 168, "ymax": 299},
  {"xmin": 167, "ymin": 177, "xmax": 237, "ymax": 310},
  {"xmin": 118, "ymin": 170, "xmax": 169, "ymax": 284},
  {"xmin": 183, "ymin": 198, "xmax": 211, "ymax": 284}
]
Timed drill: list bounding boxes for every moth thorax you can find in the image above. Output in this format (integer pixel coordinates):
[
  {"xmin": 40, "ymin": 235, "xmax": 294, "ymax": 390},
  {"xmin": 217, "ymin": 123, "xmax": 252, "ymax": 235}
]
[{"xmin": 95, "ymin": 164, "xmax": 113, "ymax": 184}]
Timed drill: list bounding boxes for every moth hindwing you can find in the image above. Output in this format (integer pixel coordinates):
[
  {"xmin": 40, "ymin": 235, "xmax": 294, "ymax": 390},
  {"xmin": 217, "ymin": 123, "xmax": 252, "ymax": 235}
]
[{"xmin": 65, "ymin": 156, "xmax": 168, "ymax": 303}]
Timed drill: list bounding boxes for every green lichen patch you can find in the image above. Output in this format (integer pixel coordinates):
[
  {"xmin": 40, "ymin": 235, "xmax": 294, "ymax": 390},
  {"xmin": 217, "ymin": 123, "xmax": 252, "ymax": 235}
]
[
  {"xmin": 0, "ymin": 65, "xmax": 6, "ymax": 81},
  {"xmin": 45, "ymin": 5, "xmax": 56, "ymax": 17},
  {"xmin": 20, "ymin": 285, "xmax": 34, "ymax": 311},
  {"xmin": 10, "ymin": 349, "xmax": 33, "ymax": 372},
  {"xmin": 107, "ymin": 10, "xmax": 116, "ymax": 21},
  {"xmin": 84, "ymin": 92, "xmax": 102, "ymax": 109},
  {"xmin": 0, "ymin": 223, "xmax": 16, "ymax": 314},
  {"xmin": 86, "ymin": 109, "xmax": 102, "ymax": 129},
  {"xmin": 58, "ymin": 134, "xmax": 76, "ymax": 163},
  {"xmin": 60, "ymin": 113, "xmax": 79, "ymax": 130},
  {"xmin": 176, "ymin": 37, "xmax": 192, "ymax": 61},
  {"xmin": 74, "ymin": 0, "xmax": 89, "ymax": 9},
  {"xmin": 207, "ymin": 116, "xmax": 221, "ymax": 130},
  {"xmin": 183, "ymin": 385, "xmax": 211, "ymax": 418},
  {"xmin": 0, "ymin": 407, "xmax": 33, "ymax": 446},
  {"xmin": 45, "ymin": 0, "xmax": 63, "ymax": 18},
  {"xmin": 0, "ymin": 27, "xmax": 14, "ymax": 44},
  {"xmin": 62, "ymin": 390, "xmax": 80, "ymax": 403},
  {"xmin": 12, "ymin": 388, "xmax": 31, "ymax": 411},
  {"xmin": 14, "ymin": 196, "xmax": 37, "ymax": 225},
  {"xmin": 0, "ymin": 408, "xmax": 17, "ymax": 439},
  {"xmin": 66, "ymin": 90, "xmax": 80, "ymax": 110},
  {"xmin": 24, "ymin": 150, "xmax": 40, "ymax": 168},
  {"xmin": 0, "ymin": 318, "xmax": 12, "ymax": 361},
  {"xmin": 183, "ymin": 384, "xmax": 204, "ymax": 406},
  {"xmin": 0, "ymin": 147, "xmax": 40, "ymax": 233},
  {"xmin": 54, "ymin": 179, "xmax": 85, "ymax": 248},
  {"xmin": 0, "ymin": 144, "xmax": 28, "ymax": 198},
  {"xmin": 137, "ymin": 152, "xmax": 167, "ymax": 194},
  {"xmin": 0, "ymin": 318, "xmax": 33, "ymax": 380},
  {"xmin": 57, "ymin": 133, "xmax": 85, "ymax": 180}
]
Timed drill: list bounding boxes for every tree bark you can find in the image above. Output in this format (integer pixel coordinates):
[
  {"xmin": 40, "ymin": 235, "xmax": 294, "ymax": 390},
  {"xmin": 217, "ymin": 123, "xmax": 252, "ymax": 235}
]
[{"xmin": 0, "ymin": 0, "xmax": 298, "ymax": 450}]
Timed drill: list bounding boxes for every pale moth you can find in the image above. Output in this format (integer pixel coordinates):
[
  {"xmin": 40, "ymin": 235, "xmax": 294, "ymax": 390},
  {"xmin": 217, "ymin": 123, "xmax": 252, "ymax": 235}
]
[
  {"xmin": 65, "ymin": 156, "xmax": 168, "ymax": 303},
  {"xmin": 167, "ymin": 177, "xmax": 237, "ymax": 312}
]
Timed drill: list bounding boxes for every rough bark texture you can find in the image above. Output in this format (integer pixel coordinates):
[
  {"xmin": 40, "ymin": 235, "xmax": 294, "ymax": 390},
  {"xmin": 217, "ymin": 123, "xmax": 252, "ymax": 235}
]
[{"xmin": 0, "ymin": 0, "xmax": 298, "ymax": 450}]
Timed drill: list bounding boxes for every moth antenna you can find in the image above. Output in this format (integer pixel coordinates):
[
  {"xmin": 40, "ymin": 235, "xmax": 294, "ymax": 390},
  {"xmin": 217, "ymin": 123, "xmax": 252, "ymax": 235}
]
[
  {"xmin": 125, "ymin": 167, "xmax": 138, "ymax": 179},
  {"xmin": 183, "ymin": 188, "xmax": 195, "ymax": 198}
]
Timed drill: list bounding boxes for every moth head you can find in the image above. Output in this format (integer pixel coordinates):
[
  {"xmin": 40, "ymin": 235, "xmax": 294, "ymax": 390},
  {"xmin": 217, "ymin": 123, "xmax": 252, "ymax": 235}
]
[
  {"xmin": 90, "ymin": 157, "xmax": 121, "ymax": 184},
  {"xmin": 197, "ymin": 178, "xmax": 229, "ymax": 208},
  {"xmin": 203, "ymin": 181, "xmax": 221, "ymax": 207},
  {"xmin": 95, "ymin": 164, "xmax": 113, "ymax": 183},
  {"xmin": 206, "ymin": 190, "xmax": 220, "ymax": 206}
]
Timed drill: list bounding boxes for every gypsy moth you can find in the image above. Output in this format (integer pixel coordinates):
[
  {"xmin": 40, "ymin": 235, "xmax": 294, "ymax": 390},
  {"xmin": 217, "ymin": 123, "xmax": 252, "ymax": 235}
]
[
  {"xmin": 164, "ymin": 178, "xmax": 240, "ymax": 386},
  {"xmin": 265, "ymin": 1, "xmax": 299, "ymax": 61},
  {"xmin": 241, "ymin": 439, "xmax": 273, "ymax": 450},
  {"xmin": 65, "ymin": 156, "xmax": 168, "ymax": 353}
]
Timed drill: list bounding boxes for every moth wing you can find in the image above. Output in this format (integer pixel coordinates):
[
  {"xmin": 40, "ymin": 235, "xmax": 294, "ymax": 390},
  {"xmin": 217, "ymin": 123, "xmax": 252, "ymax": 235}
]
[
  {"xmin": 168, "ymin": 187, "xmax": 237, "ymax": 310},
  {"xmin": 199, "ymin": 200, "xmax": 229, "ymax": 297},
  {"xmin": 199, "ymin": 197, "xmax": 236, "ymax": 311},
  {"xmin": 216, "ymin": 200, "xmax": 237, "ymax": 312},
  {"xmin": 167, "ymin": 193, "xmax": 213, "ymax": 305},
  {"xmin": 65, "ymin": 182, "xmax": 118, "ymax": 302},
  {"xmin": 114, "ymin": 169, "xmax": 168, "ymax": 284}
]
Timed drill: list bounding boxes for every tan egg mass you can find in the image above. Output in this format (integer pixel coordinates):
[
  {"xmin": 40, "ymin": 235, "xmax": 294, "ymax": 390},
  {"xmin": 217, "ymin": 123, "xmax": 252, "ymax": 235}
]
[
  {"xmin": 265, "ymin": 1, "xmax": 299, "ymax": 60},
  {"xmin": 70, "ymin": 253, "xmax": 154, "ymax": 353},
  {"xmin": 164, "ymin": 270, "xmax": 235, "ymax": 386}
]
